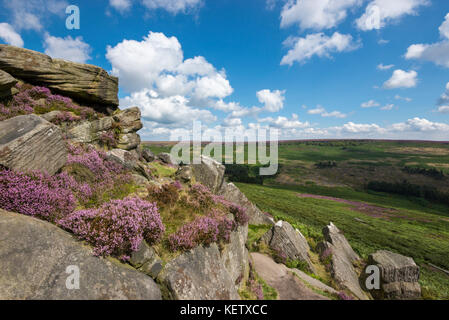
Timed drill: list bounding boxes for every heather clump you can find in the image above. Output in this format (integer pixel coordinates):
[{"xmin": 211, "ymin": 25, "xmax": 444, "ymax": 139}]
[
  {"xmin": 65, "ymin": 143, "xmax": 133, "ymax": 206},
  {"xmin": 0, "ymin": 83, "xmax": 98, "ymax": 122},
  {"xmin": 59, "ymin": 197, "xmax": 165, "ymax": 260},
  {"xmin": 147, "ymin": 182, "xmax": 180, "ymax": 208},
  {"xmin": 167, "ymin": 211, "xmax": 236, "ymax": 252},
  {"xmin": 0, "ymin": 169, "xmax": 77, "ymax": 222}
]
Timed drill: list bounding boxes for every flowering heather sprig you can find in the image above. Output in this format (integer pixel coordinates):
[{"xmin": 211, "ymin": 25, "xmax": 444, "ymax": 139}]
[
  {"xmin": 0, "ymin": 83, "xmax": 97, "ymax": 121},
  {"xmin": 186, "ymin": 183, "xmax": 214, "ymax": 209},
  {"xmin": 212, "ymin": 194, "xmax": 249, "ymax": 226},
  {"xmin": 172, "ymin": 180, "xmax": 183, "ymax": 190},
  {"xmin": 337, "ymin": 292, "xmax": 354, "ymax": 300},
  {"xmin": 168, "ymin": 210, "xmax": 235, "ymax": 252},
  {"xmin": 0, "ymin": 169, "xmax": 76, "ymax": 222},
  {"xmin": 249, "ymin": 279, "xmax": 264, "ymax": 300},
  {"xmin": 58, "ymin": 197, "xmax": 165, "ymax": 260},
  {"xmin": 98, "ymin": 131, "xmax": 117, "ymax": 148}
]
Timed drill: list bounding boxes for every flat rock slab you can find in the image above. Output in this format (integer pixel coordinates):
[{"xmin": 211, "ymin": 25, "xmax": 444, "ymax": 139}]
[
  {"xmin": 0, "ymin": 210, "xmax": 161, "ymax": 300},
  {"xmin": 0, "ymin": 114, "xmax": 67, "ymax": 175},
  {"xmin": 291, "ymin": 269, "xmax": 338, "ymax": 295},
  {"xmin": 250, "ymin": 253, "xmax": 329, "ymax": 300},
  {"xmin": 158, "ymin": 244, "xmax": 240, "ymax": 300},
  {"xmin": 0, "ymin": 45, "xmax": 118, "ymax": 109}
]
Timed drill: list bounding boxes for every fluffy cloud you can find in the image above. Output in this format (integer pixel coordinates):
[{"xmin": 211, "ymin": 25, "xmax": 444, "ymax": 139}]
[
  {"xmin": 256, "ymin": 89, "xmax": 285, "ymax": 112},
  {"xmin": 2, "ymin": 0, "xmax": 68, "ymax": 31},
  {"xmin": 339, "ymin": 122, "xmax": 384, "ymax": 134},
  {"xmin": 0, "ymin": 23, "xmax": 24, "ymax": 47},
  {"xmin": 380, "ymin": 103, "xmax": 395, "ymax": 111},
  {"xmin": 437, "ymin": 82, "xmax": 449, "ymax": 114},
  {"xmin": 259, "ymin": 114, "xmax": 310, "ymax": 129},
  {"xmin": 43, "ymin": 34, "xmax": 91, "ymax": 64},
  {"xmin": 391, "ymin": 117, "xmax": 449, "ymax": 132},
  {"xmin": 141, "ymin": 0, "xmax": 203, "ymax": 14},
  {"xmin": 307, "ymin": 105, "xmax": 346, "ymax": 118},
  {"xmin": 107, "ymin": 31, "xmax": 246, "ymax": 137},
  {"xmin": 280, "ymin": 0, "xmax": 362, "ymax": 30},
  {"xmin": 405, "ymin": 13, "xmax": 449, "ymax": 68},
  {"xmin": 109, "ymin": 0, "xmax": 132, "ymax": 12},
  {"xmin": 356, "ymin": 0, "xmax": 429, "ymax": 31},
  {"xmin": 383, "ymin": 69, "xmax": 418, "ymax": 89},
  {"xmin": 361, "ymin": 100, "xmax": 380, "ymax": 108},
  {"xmin": 395, "ymin": 95, "xmax": 412, "ymax": 102},
  {"xmin": 377, "ymin": 63, "xmax": 394, "ymax": 70},
  {"xmin": 281, "ymin": 32, "xmax": 359, "ymax": 65},
  {"xmin": 120, "ymin": 88, "xmax": 216, "ymax": 125}
]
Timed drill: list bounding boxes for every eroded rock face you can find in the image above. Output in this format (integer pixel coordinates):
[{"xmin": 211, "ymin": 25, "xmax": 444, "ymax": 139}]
[
  {"xmin": 129, "ymin": 241, "xmax": 163, "ymax": 279},
  {"xmin": 158, "ymin": 152, "xmax": 176, "ymax": 166},
  {"xmin": 113, "ymin": 107, "xmax": 142, "ymax": 134},
  {"xmin": 0, "ymin": 69, "xmax": 17, "ymax": 98},
  {"xmin": 118, "ymin": 132, "xmax": 141, "ymax": 151},
  {"xmin": 317, "ymin": 223, "xmax": 369, "ymax": 300},
  {"xmin": 0, "ymin": 114, "xmax": 67, "ymax": 175},
  {"xmin": 158, "ymin": 244, "xmax": 240, "ymax": 300},
  {"xmin": 366, "ymin": 250, "xmax": 421, "ymax": 300},
  {"xmin": 0, "ymin": 45, "xmax": 118, "ymax": 109},
  {"xmin": 191, "ymin": 156, "xmax": 225, "ymax": 194},
  {"xmin": 220, "ymin": 182, "xmax": 274, "ymax": 225},
  {"xmin": 107, "ymin": 149, "xmax": 150, "ymax": 179},
  {"xmin": 221, "ymin": 225, "xmax": 250, "ymax": 290},
  {"xmin": 0, "ymin": 210, "xmax": 161, "ymax": 300},
  {"xmin": 142, "ymin": 149, "xmax": 155, "ymax": 163},
  {"xmin": 262, "ymin": 221, "xmax": 315, "ymax": 273}
]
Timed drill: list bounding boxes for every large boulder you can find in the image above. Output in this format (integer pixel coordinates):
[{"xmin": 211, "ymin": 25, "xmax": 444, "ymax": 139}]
[
  {"xmin": 142, "ymin": 148, "xmax": 155, "ymax": 163},
  {"xmin": 106, "ymin": 149, "xmax": 150, "ymax": 179},
  {"xmin": 220, "ymin": 182, "xmax": 274, "ymax": 225},
  {"xmin": 158, "ymin": 244, "xmax": 240, "ymax": 300},
  {"xmin": 262, "ymin": 221, "xmax": 315, "ymax": 273},
  {"xmin": 0, "ymin": 69, "xmax": 17, "ymax": 98},
  {"xmin": 0, "ymin": 114, "xmax": 67, "ymax": 175},
  {"xmin": 221, "ymin": 225, "xmax": 250, "ymax": 290},
  {"xmin": 117, "ymin": 132, "xmax": 141, "ymax": 151},
  {"xmin": 0, "ymin": 210, "xmax": 161, "ymax": 300},
  {"xmin": 0, "ymin": 45, "xmax": 118, "ymax": 110},
  {"xmin": 191, "ymin": 155, "xmax": 225, "ymax": 194},
  {"xmin": 113, "ymin": 107, "xmax": 143, "ymax": 134},
  {"xmin": 366, "ymin": 250, "xmax": 421, "ymax": 300},
  {"xmin": 317, "ymin": 223, "xmax": 369, "ymax": 300}
]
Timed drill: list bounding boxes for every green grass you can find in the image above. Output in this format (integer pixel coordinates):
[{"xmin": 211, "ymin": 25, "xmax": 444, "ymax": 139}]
[{"xmin": 237, "ymin": 182, "xmax": 449, "ymax": 300}]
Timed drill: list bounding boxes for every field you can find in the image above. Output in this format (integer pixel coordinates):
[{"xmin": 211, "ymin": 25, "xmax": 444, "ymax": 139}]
[{"xmin": 144, "ymin": 140, "xmax": 449, "ymax": 300}]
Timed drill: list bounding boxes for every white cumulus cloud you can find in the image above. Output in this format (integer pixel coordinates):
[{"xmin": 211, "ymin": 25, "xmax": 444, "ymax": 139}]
[
  {"xmin": 141, "ymin": 0, "xmax": 203, "ymax": 14},
  {"xmin": 256, "ymin": 89, "xmax": 286, "ymax": 112},
  {"xmin": 280, "ymin": 0, "xmax": 362, "ymax": 31},
  {"xmin": 0, "ymin": 23, "xmax": 24, "ymax": 47},
  {"xmin": 109, "ymin": 0, "xmax": 132, "ymax": 12},
  {"xmin": 383, "ymin": 69, "xmax": 418, "ymax": 89},
  {"xmin": 405, "ymin": 13, "xmax": 449, "ymax": 68},
  {"xmin": 43, "ymin": 34, "xmax": 91, "ymax": 63},
  {"xmin": 281, "ymin": 32, "xmax": 359, "ymax": 65},
  {"xmin": 356, "ymin": 0, "xmax": 429, "ymax": 31},
  {"xmin": 361, "ymin": 100, "xmax": 380, "ymax": 108},
  {"xmin": 307, "ymin": 105, "xmax": 347, "ymax": 118}
]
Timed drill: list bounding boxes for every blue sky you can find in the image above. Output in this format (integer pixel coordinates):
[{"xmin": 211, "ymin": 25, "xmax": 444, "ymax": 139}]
[{"xmin": 1, "ymin": 0, "xmax": 449, "ymax": 141}]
